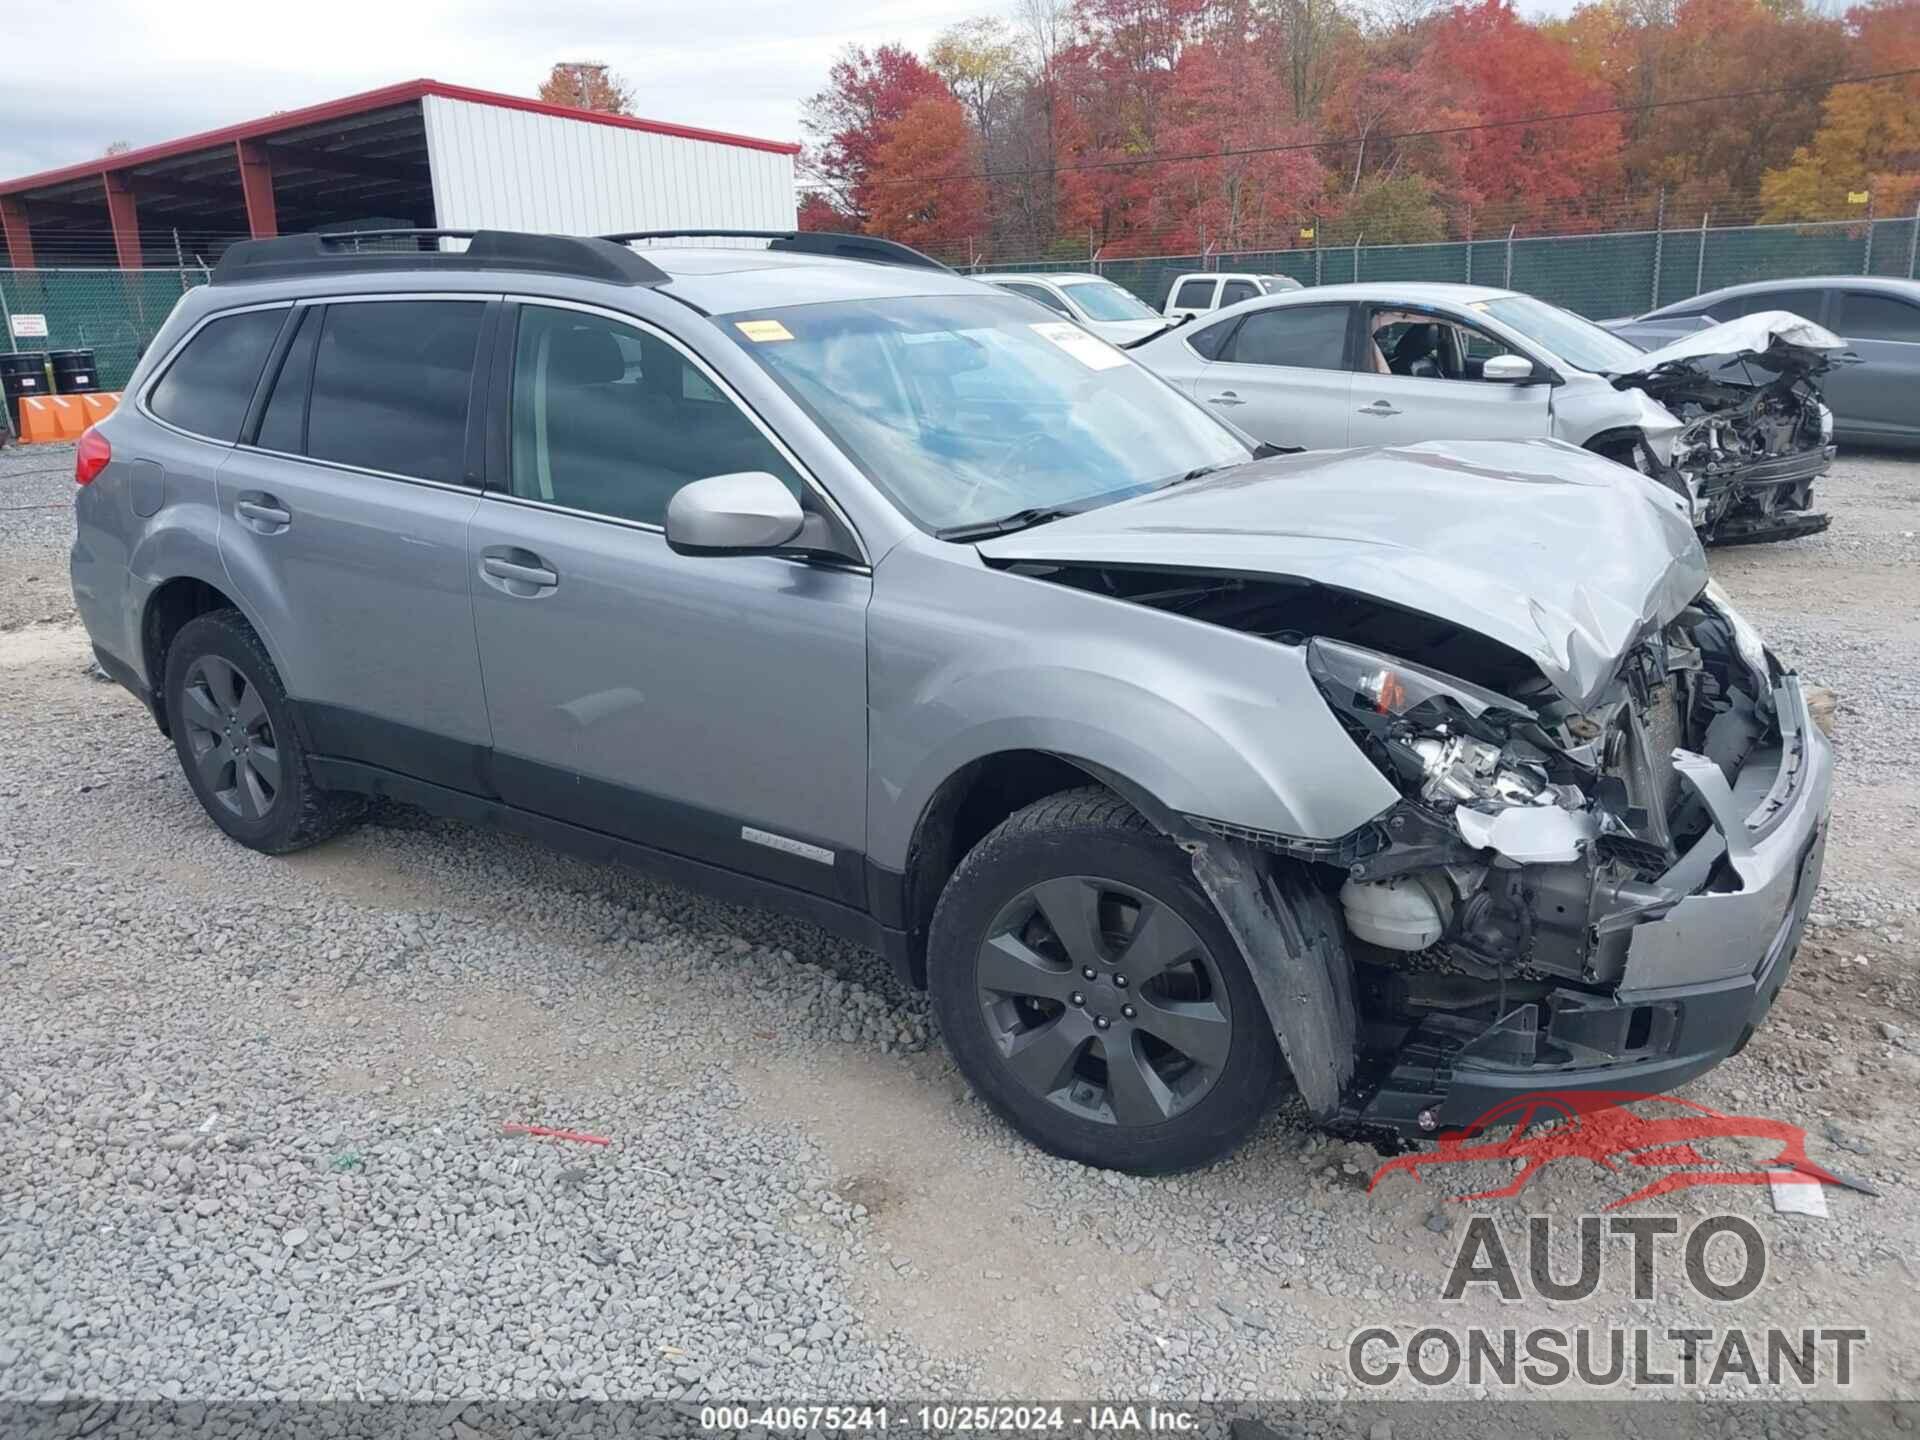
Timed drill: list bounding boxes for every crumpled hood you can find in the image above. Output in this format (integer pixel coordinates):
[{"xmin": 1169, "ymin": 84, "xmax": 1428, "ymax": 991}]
[
  {"xmin": 979, "ymin": 439, "xmax": 1709, "ymax": 709},
  {"xmin": 1613, "ymin": 309, "xmax": 1847, "ymax": 380}
]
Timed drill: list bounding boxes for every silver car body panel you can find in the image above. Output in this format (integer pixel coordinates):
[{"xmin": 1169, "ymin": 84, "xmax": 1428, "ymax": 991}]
[{"xmin": 976, "ymin": 439, "xmax": 1707, "ymax": 711}]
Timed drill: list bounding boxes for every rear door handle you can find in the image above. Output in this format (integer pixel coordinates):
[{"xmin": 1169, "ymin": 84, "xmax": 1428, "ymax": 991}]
[
  {"xmin": 235, "ymin": 493, "xmax": 291, "ymax": 532},
  {"xmin": 481, "ymin": 548, "xmax": 559, "ymax": 594},
  {"xmin": 1207, "ymin": 391, "xmax": 1246, "ymax": 407},
  {"xmin": 1356, "ymin": 401, "xmax": 1402, "ymax": 417}
]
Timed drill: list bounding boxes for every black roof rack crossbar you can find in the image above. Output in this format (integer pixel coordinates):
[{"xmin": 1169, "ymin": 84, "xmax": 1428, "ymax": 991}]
[
  {"xmin": 601, "ymin": 229, "xmax": 953, "ymax": 273},
  {"xmin": 212, "ymin": 230, "xmax": 671, "ymax": 287}
]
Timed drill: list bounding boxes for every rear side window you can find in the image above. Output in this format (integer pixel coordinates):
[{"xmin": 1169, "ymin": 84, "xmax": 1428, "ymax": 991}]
[
  {"xmin": 507, "ymin": 304, "xmax": 801, "ymax": 527},
  {"xmin": 1220, "ymin": 280, "xmax": 1259, "ymax": 306},
  {"xmin": 1172, "ymin": 279, "xmax": 1215, "ymax": 309},
  {"xmin": 1187, "ymin": 318, "xmax": 1237, "ymax": 361},
  {"xmin": 1219, "ymin": 305, "xmax": 1350, "ymax": 370},
  {"xmin": 305, "ymin": 301, "xmax": 484, "ymax": 483},
  {"xmin": 1838, "ymin": 292, "xmax": 1920, "ymax": 342},
  {"xmin": 1001, "ymin": 282, "xmax": 1071, "ymax": 316},
  {"xmin": 147, "ymin": 308, "xmax": 285, "ymax": 440},
  {"xmin": 256, "ymin": 308, "xmax": 319, "ymax": 454}
]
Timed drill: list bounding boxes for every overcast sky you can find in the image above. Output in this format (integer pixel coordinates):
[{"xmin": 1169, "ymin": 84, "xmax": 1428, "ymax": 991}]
[{"xmin": 2, "ymin": 0, "xmax": 1576, "ymax": 182}]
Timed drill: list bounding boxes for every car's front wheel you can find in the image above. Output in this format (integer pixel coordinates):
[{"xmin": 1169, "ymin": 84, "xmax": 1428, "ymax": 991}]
[
  {"xmin": 162, "ymin": 609, "xmax": 360, "ymax": 854},
  {"xmin": 928, "ymin": 789, "xmax": 1283, "ymax": 1173}
]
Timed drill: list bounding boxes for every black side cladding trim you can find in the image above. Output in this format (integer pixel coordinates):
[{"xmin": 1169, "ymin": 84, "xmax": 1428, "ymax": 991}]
[
  {"xmin": 91, "ymin": 645, "xmax": 154, "ymax": 713},
  {"xmin": 299, "ymin": 702, "xmax": 494, "ymax": 797},
  {"xmin": 292, "ymin": 700, "xmax": 864, "ymax": 908},
  {"xmin": 306, "ymin": 757, "xmax": 912, "ymax": 973}
]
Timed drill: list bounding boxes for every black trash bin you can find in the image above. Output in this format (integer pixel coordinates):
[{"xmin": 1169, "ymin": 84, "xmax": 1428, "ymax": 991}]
[
  {"xmin": 50, "ymin": 348, "xmax": 100, "ymax": 395},
  {"xmin": 1, "ymin": 351, "xmax": 50, "ymax": 429}
]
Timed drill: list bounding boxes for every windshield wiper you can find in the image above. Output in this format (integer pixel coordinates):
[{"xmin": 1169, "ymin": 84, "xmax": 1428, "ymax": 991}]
[{"xmin": 935, "ymin": 505, "xmax": 1080, "ymax": 541}]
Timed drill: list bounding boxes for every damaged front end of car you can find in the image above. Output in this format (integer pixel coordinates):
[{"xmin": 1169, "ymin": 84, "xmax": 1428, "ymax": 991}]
[
  {"xmin": 1283, "ymin": 585, "xmax": 1832, "ymax": 1137},
  {"xmin": 1614, "ymin": 312, "xmax": 1846, "ymax": 547},
  {"xmin": 978, "ymin": 440, "xmax": 1833, "ymax": 1140}
]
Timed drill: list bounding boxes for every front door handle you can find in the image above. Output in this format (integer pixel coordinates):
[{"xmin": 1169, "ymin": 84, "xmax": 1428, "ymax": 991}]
[
  {"xmin": 235, "ymin": 493, "xmax": 291, "ymax": 533},
  {"xmin": 480, "ymin": 548, "xmax": 559, "ymax": 595},
  {"xmin": 1207, "ymin": 391, "xmax": 1247, "ymax": 408},
  {"xmin": 1356, "ymin": 401, "xmax": 1402, "ymax": 417}
]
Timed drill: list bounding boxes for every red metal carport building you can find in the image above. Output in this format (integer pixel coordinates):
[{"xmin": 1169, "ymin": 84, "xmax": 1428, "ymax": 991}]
[{"xmin": 0, "ymin": 78, "xmax": 800, "ymax": 269}]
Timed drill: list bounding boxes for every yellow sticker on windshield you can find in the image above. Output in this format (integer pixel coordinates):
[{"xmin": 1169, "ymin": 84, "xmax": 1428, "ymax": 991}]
[
  {"xmin": 1031, "ymin": 321, "xmax": 1129, "ymax": 371},
  {"xmin": 735, "ymin": 319, "xmax": 794, "ymax": 343}
]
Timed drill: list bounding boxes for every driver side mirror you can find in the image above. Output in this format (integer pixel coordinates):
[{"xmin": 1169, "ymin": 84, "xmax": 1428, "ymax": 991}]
[
  {"xmin": 665, "ymin": 471, "xmax": 805, "ymax": 556},
  {"xmin": 1482, "ymin": 352, "xmax": 1545, "ymax": 383}
]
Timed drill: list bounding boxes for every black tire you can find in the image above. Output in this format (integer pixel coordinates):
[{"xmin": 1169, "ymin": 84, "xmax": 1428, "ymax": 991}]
[
  {"xmin": 162, "ymin": 609, "xmax": 361, "ymax": 854},
  {"xmin": 928, "ymin": 787, "xmax": 1283, "ymax": 1174}
]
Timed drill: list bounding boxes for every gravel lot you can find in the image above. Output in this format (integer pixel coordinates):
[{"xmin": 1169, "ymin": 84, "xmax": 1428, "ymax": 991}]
[{"xmin": 3, "ymin": 438, "xmax": 1918, "ymax": 1420}]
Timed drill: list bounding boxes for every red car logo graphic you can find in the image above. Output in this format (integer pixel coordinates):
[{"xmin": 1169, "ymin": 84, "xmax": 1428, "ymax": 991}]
[{"xmin": 1369, "ymin": 1090, "xmax": 1845, "ymax": 1210}]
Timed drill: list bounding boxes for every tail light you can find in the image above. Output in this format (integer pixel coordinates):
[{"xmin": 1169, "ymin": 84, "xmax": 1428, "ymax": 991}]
[{"xmin": 74, "ymin": 427, "xmax": 111, "ymax": 485}]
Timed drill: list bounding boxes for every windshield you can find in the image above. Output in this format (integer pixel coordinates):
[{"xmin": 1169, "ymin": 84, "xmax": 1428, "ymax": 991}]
[
  {"xmin": 1062, "ymin": 281, "xmax": 1159, "ymax": 322},
  {"xmin": 721, "ymin": 294, "xmax": 1250, "ymax": 533},
  {"xmin": 1472, "ymin": 294, "xmax": 1648, "ymax": 374}
]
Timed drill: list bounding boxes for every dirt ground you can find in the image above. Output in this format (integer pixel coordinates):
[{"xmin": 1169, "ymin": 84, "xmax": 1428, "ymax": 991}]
[{"xmin": 2, "ymin": 440, "xmax": 1917, "ymax": 1414}]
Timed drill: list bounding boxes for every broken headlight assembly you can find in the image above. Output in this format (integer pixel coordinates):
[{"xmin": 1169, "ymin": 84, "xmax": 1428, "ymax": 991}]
[{"xmin": 1305, "ymin": 638, "xmax": 1586, "ymax": 817}]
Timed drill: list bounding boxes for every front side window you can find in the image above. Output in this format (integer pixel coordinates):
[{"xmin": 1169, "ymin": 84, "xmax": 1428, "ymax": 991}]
[
  {"xmin": 306, "ymin": 300, "xmax": 483, "ymax": 483},
  {"xmin": 1061, "ymin": 281, "xmax": 1157, "ymax": 322},
  {"xmin": 724, "ymin": 294, "xmax": 1249, "ymax": 533},
  {"xmin": 1470, "ymin": 294, "xmax": 1644, "ymax": 375},
  {"xmin": 1838, "ymin": 292, "xmax": 1920, "ymax": 342},
  {"xmin": 1172, "ymin": 279, "xmax": 1215, "ymax": 309},
  {"xmin": 1220, "ymin": 280, "xmax": 1260, "ymax": 307},
  {"xmin": 1220, "ymin": 305, "xmax": 1350, "ymax": 370},
  {"xmin": 147, "ymin": 307, "xmax": 285, "ymax": 440},
  {"xmin": 508, "ymin": 304, "xmax": 801, "ymax": 527}
]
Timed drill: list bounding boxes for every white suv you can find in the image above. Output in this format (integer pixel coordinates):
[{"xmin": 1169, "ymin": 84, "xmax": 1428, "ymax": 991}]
[{"xmin": 1164, "ymin": 271, "xmax": 1302, "ymax": 319}]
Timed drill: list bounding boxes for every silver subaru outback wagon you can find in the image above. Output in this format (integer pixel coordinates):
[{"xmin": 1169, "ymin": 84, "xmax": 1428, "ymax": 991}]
[{"xmin": 71, "ymin": 228, "xmax": 1832, "ymax": 1173}]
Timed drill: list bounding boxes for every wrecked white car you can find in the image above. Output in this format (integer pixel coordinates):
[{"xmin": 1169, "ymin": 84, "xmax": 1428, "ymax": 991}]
[{"xmin": 1129, "ymin": 284, "xmax": 1843, "ymax": 545}]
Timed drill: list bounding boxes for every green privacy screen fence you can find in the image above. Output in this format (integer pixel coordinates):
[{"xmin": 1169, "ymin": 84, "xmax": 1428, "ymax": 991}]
[
  {"xmin": 4, "ymin": 212, "xmax": 1915, "ymax": 388},
  {"xmin": 0, "ymin": 267, "xmax": 210, "ymax": 393},
  {"xmin": 974, "ymin": 213, "xmax": 1920, "ymax": 316}
]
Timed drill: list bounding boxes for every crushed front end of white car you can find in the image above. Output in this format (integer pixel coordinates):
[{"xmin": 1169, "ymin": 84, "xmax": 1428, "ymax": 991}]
[{"xmin": 1611, "ymin": 311, "xmax": 1846, "ymax": 546}]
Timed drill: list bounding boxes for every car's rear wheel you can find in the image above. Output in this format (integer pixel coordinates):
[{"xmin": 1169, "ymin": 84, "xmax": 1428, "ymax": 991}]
[
  {"xmin": 162, "ymin": 609, "xmax": 360, "ymax": 854},
  {"xmin": 928, "ymin": 788, "xmax": 1282, "ymax": 1173}
]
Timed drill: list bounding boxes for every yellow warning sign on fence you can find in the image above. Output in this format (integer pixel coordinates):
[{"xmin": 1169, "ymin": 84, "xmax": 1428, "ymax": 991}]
[{"xmin": 1847, "ymin": 190, "xmax": 1870, "ymax": 204}]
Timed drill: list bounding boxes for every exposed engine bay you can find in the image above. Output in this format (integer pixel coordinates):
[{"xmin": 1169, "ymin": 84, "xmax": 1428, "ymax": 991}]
[
  {"xmin": 1613, "ymin": 319, "xmax": 1844, "ymax": 547},
  {"xmin": 1014, "ymin": 555, "xmax": 1818, "ymax": 1134}
]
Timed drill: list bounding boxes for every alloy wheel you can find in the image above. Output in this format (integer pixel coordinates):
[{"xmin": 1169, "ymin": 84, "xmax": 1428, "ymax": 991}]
[
  {"xmin": 180, "ymin": 654, "xmax": 281, "ymax": 821},
  {"xmin": 975, "ymin": 875, "xmax": 1233, "ymax": 1127}
]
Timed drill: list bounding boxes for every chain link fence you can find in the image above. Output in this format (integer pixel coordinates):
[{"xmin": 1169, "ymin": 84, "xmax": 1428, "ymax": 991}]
[
  {"xmin": 964, "ymin": 211, "xmax": 1920, "ymax": 316},
  {"xmin": 0, "ymin": 266, "xmax": 210, "ymax": 393},
  {"xmin": 3, "ymin": 209, "xmax": 1915, "ymax": 391}
]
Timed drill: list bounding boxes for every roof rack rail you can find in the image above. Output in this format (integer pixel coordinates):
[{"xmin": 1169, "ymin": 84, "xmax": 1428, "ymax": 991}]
[
  {"xmin": 212, "ymin": 229, "xmax": 670, "ymax": 287},
  {"xmin": 602, "ymin": 229, "xmax": 953, "ymax": 273}
]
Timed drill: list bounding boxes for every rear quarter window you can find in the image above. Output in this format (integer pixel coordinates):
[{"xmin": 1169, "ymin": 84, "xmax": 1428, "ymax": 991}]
[{"xmin": 146, "ymin": 308, "xmax": 286, "ymax": 440}]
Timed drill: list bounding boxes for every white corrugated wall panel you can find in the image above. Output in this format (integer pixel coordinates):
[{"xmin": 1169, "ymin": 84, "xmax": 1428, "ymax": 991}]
[{"xmin": 421, "ymin": 96, "xmax": 796, "ymax": 236}]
